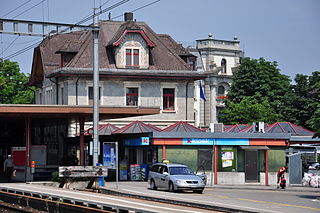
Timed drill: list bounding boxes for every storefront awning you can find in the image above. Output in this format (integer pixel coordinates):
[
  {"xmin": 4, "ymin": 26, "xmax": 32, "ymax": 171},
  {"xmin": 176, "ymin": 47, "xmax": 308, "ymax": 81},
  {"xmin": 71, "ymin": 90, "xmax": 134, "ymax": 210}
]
[{"xmin": 240, "ymin": 146, "xmax": 269, "ymax": 150}]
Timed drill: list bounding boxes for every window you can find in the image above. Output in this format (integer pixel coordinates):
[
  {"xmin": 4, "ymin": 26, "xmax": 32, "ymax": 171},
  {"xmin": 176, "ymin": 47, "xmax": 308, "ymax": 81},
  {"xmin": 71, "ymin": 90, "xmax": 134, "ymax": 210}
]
[
  {"xmin": 221, "ymin": 59, "xmax": 227, "ymax": 73},
  {"xmin": 218, "ymin": 85, "xmax": 225, "ymax": 95},
  {"xmin": 126, "ymin": 49, "xmax": 132, "ymax": 66},
  {"xmin": 126, "ymin": 48, "xmax": 139, "ymax": 67},
  {"xmin": 163, "ymin": 88, "xmax": 175, "ymax": 111},
  {"xmin": 126, "ymin": 87, "xmax": 138, "ymax": 106},
  {"xmin": 88, "ymin": 87, "xmax": 101, "ymax": 105}
]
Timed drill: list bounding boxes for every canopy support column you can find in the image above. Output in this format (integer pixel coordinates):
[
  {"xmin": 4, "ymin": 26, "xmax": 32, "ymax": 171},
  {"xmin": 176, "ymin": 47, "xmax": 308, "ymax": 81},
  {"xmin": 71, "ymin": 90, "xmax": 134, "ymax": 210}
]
[
  {"xmin": 79, "ymin": 116, "xmax": 85, "ymax": 166},
  {"xmin": 265, "ymin": 149, "xmax": 269, "ymax": 186},
  {"xmin": 214, "ymin": 145, "xmax": 218, "ymax": 184}
]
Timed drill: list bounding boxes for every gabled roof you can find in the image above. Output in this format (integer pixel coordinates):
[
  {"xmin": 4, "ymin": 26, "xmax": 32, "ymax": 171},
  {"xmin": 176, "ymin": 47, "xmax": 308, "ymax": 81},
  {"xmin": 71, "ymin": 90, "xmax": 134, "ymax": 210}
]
[
  {"xmin": 108, "ymin": 21, "xmax": 155, "ymax": 47},
  {"xmin": 224, "ymin": 124, "xmax": 249, "ymax": 133},
  {"xmin": 113, "ymin": 120, "xmax": 161, "ymax": 134},
  {"xmin": 162, "ymin": 121, "xmax": 204, "ymax": 132},
  {"xmin": 265, "ymin": 122, "xmax": 315, "ymax": 136},
  {"xmin": 29, "ymin": 19, "xmax": 196, "ymax": 85}
]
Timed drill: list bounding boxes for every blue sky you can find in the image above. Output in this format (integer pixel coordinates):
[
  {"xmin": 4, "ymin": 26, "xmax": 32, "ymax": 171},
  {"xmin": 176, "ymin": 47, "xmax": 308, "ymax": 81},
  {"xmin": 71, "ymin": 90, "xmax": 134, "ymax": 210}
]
[{"xmin": 1, "ymin": 0, "xmax": 319, "ymax": 80}]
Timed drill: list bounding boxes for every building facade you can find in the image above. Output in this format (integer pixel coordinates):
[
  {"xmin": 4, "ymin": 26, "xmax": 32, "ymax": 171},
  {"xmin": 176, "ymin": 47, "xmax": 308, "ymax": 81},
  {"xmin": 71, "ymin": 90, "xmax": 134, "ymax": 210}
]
[
  {"xmin": 190, "ymin": 34, "xmax": 243, "ymax": 128},
  {"xmin": 29, "ymin": 13, "xmax": 206, "ymax": 133}
]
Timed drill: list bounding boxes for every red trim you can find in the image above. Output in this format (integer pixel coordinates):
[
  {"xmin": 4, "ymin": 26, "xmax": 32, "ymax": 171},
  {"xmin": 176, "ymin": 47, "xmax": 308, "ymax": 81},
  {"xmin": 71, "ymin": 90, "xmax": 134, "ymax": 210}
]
[
  {"xmin": 162, "ymin": 121, "xmax": 204, "ymax": 132},
  {"xmin": 113, "ymin": 30, "xmax": 156, "ymax": 47},
  {"xmin": 214, "ymin": 145, "xmax": 218, "ymax": 184},
  {"xmin": 113, "ymin": 120, "xmax": 161, "ymax": 134},
  {"xmin": 162, "ymin": 145, "xmax": 166, "ymax": 160}
]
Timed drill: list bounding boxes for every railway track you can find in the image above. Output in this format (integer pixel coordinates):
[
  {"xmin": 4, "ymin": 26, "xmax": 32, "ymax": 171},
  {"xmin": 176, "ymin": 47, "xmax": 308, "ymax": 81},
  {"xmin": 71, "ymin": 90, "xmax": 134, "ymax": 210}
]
[{"xmin": 0, "ymin": 184, "xmax": 230, "ymax": 213}]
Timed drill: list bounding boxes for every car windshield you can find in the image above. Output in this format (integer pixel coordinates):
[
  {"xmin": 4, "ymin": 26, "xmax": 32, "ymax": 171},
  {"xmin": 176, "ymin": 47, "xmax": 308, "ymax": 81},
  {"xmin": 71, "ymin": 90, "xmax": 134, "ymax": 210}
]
[{"xmin": 169, "ymin": 166, "xmax": 194, "ymax": 175}]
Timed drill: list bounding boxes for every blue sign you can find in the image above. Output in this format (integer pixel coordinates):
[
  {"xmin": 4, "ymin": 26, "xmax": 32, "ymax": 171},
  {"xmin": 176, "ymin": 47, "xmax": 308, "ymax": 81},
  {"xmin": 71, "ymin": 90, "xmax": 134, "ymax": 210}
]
[
  {"xmin": 103, "ymin": 143, "xmax": 117, "ymax": 169},
  {"xmin": 125, "ymin": 137, "xmax": 150, "ymax": 146},
  {"xmin": 216, "ymin": 138, "xmax": 249, "ymax": 145},
  {"xmin": 182, "ymin": 138, "xmax": 214, "ymax": 145}
]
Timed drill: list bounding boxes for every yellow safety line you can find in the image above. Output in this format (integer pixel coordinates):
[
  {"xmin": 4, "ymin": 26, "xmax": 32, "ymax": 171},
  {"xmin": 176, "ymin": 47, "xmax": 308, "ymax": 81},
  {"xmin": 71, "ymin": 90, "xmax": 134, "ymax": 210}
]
[{"xmin": 238, "ymin": 198, "xmax": 320, "ymax": 211}]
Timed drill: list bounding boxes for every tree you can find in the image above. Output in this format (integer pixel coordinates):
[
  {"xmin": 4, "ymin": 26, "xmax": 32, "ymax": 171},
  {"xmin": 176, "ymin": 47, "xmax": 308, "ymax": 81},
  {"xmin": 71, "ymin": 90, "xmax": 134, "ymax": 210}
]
[
  {"xmin": 219, "ymin": 57, "xmax": 291, "ymax": 124},
  {"xmin": 0, "ymin": 60, "xmax": 34, "ymax": 104},
  {"xmin": 219, "ymin": 97, "xmax": 283, "ymax": 124}
]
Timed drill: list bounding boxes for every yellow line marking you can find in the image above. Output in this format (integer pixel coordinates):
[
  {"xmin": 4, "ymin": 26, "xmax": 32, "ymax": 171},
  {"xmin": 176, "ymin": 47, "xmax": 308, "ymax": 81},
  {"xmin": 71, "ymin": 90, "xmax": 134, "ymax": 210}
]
[{"xmin": 238, "ymin": 198, "xmax": 320, "ymax": 211}]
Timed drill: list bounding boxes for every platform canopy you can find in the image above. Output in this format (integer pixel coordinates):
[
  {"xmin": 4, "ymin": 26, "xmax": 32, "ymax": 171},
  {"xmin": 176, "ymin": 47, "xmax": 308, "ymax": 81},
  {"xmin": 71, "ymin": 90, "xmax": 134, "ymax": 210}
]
[
  {"xmin": 225, "ymin": 124, "xmax": 249, "ymax": 133},
  {"xmin": 113, "ymin": 120, "xmax": 162, "ymax": 134},
  {"xmin": 162, "ymin": 121, "xmax": 204, "ymax": 132},
  {"xmin": 0, "ymin": 104, "xmax": 160, "ymax": 121},
  {"xmin": 85, "ymin": 123, "xmax": 120, "ymax": 136}
]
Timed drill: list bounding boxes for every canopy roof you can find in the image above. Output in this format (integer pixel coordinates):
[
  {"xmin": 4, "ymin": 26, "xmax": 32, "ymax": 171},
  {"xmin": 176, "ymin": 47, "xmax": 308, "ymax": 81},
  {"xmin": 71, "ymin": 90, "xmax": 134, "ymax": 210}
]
[
  {"xmin": 162, "ymin": 121, "xmax": 204, "ymax": 132},
  {"xmin": 265, "ymin": 122, "xmax": 315, "ymax": 136},
  {"xmin": 224, "ymin": 124, "xmax": 249, "ymax": 133},
  {"xmin": 113, "ymin": 120, "xmax": 161, "ymax": 134},
  {"xmin": 85, "ymin": 123, "xmax": 120, "ymax": 135}
]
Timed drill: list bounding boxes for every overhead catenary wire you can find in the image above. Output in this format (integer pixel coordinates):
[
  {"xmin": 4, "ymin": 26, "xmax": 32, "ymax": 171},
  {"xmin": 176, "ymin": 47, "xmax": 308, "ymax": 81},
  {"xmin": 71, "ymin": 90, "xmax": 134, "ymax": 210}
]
[
  {"xmin": 12, "ymin": 0, "xmax": 47, "ymax": 19},
  {"xmin": 0, "ymin": 36, "xmax": 20, "ymax": 57},
  {"xmin": 3, "ymin": 0, "xmax": 130, "ymax": 60},
  {"xmin": 3, "ymin": 40, "xmax": 40, "ymax": 60},
  {"xmin": 1, "ymin": 0, "xmax": 32, "ymax": 18}
]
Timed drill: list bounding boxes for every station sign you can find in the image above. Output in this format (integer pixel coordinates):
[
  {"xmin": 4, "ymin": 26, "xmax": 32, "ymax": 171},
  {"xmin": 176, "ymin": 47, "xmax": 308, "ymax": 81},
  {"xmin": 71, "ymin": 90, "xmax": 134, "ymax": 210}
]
[{"xmin": 182, "ymin": 138, "xmax": 214, "ymax": 145}]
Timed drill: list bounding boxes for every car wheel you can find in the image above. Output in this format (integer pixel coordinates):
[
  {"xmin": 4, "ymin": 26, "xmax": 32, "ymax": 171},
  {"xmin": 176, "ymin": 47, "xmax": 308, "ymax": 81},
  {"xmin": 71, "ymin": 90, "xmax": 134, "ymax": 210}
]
[
  {"xmin": 193, "ymin": 189, "xmax": 203, "ymax": 194},
  {"xmin": 150, "ymin": 179, "xmax": 157, "ymax": 190},
  {"xmin": 168, "ymin": 181, "xmax": 175, "ymax": 192}
]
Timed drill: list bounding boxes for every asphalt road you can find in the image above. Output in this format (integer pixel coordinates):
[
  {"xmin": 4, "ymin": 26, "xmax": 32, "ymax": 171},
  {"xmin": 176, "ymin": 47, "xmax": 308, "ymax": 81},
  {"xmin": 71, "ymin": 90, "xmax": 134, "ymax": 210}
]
[{"xmin": 103, "ymin": 182, "xmax": 320, "ymax": 213}]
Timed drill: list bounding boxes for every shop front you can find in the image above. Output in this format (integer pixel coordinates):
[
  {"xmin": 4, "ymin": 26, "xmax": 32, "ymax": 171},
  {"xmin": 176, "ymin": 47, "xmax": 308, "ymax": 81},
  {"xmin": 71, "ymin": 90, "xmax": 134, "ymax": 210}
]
[
  {"xmin": 123, "ymin": 137, "xmax": 156, "ymax": 181},
  {"xmin": 150, "ymin": 132, "xmax": 290, "ymax": 185}
]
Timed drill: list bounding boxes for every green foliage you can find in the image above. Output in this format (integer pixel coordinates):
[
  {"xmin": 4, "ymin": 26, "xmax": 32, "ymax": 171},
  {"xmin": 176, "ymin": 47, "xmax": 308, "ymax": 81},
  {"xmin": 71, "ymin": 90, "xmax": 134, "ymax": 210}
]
[
  {"xmin": 282, "ymin": 71, "xmax": 320, "ymax": 135},
  {"xmin": 220, "ymin": 97, "xmax": 283, "ymax": 124},
  {"xmin": 0, "ymin": 60, "xmax": 35, "ymax": 104},
  {"xmin": 219, "ymin": 57, "xmax": 290, "ymax": 124},
  {"xmin": 219, "ymin": 56, "xmax": 319, "ymax": 136}
]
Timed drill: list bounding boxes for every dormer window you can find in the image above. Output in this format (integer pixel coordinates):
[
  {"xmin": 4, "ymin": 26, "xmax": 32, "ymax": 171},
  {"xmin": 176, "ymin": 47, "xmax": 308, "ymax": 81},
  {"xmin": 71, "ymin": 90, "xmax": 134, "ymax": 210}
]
[
  {"xmin": 126, "ymin": 49, "xmax": 139, "ymax": 67},
  {"xmin": 110, "ymin": 26, "xmax": 155, "ymax": 69}
]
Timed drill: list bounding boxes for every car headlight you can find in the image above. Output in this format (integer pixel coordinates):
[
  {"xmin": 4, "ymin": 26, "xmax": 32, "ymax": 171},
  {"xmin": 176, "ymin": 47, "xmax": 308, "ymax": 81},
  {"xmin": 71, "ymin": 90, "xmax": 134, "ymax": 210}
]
[{"xmin": 176, "ymin": 180, "xmax": 185, "ymax": 184}]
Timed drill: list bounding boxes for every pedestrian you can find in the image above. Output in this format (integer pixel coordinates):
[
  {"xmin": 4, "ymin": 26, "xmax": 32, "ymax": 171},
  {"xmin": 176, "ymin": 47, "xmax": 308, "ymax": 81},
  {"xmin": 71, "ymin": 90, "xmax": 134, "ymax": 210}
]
[
  {"xmin": 3, "ymin": 155, "xmax": 14, "ymax": 182},
  {"xmin": 277, "ymin": 166, "xmax": 287, "ymax": 188}
]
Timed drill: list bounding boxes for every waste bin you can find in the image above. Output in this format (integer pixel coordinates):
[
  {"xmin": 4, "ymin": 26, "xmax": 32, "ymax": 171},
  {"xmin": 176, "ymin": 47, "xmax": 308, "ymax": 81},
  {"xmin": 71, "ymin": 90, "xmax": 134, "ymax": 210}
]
[
  {"xmin": 140, "ymin": 164, "xmax": 149, "ymax": 181},
  {"xmin": 96, "ymin": 163, "xmax": 105, "ymax": 186}
]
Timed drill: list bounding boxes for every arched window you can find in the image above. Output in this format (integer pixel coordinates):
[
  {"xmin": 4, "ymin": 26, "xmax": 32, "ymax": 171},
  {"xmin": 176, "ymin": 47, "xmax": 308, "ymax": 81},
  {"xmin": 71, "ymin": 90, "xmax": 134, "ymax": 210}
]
[
  {"xmin": 218, "ymin": 85, "xmax": 225, "ymax": 95},
  {"xmin": 221, "ymin": 59, "xmax": 227, "ymax": 73}
]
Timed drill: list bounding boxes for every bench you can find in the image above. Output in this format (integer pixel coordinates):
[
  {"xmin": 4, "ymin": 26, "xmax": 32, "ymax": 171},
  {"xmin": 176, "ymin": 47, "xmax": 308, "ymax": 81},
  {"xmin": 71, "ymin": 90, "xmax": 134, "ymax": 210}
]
[{"xmin": 58, "ymin": 166, "xmax": 108, "ymax": 189}]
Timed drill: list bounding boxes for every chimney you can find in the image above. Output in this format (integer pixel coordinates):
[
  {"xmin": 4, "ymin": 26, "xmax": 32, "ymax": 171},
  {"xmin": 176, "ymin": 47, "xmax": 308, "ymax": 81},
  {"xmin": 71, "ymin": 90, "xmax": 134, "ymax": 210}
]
[{"xmin": 124, "ymin": 12, "xmax": 133, "ymax": 22}]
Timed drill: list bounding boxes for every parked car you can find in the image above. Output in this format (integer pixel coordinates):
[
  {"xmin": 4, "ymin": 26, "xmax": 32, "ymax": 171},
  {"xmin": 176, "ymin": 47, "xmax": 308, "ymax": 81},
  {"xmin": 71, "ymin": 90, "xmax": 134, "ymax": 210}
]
[{"xmin": 148, "ymin": 162, "xmax": 206, "ymax": 193}]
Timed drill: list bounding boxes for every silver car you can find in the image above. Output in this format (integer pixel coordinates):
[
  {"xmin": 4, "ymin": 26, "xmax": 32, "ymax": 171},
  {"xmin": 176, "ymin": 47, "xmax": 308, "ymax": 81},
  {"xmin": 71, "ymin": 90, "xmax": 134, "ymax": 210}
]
[{"xmin": 148, "ymin": 163, "xmax": 206, "ymax": 193}]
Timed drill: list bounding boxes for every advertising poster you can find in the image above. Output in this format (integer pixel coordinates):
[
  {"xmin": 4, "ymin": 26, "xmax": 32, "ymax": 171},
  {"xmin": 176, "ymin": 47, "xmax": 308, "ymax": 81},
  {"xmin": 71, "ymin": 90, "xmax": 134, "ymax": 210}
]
[
  {"xmin": 220, "ymin": 146, "xmax": 237, "ymax": 171},
  {"xmin": 103, "ymin": 143, "xmax": 117, "ymax": 169}
]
